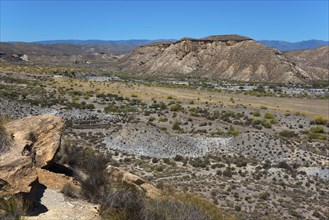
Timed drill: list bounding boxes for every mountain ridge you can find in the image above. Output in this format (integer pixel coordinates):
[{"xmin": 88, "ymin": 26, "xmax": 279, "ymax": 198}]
[
  {"xmin": 260, "ymin": 39, "xmax": 328, "ymax": 51},
  {"xmin": 3, "ymin": 38, "xmax": 328, "ymax": 51}
]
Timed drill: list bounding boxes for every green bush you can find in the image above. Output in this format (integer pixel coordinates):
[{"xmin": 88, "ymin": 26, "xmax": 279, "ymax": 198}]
[
  {"xmin": 158, "ymin": 117, "xmax": 168, "ymax": 123},
  {"xmin": 148, "ymin": 116, "xmax": 156, "ymax": 122},
  {"xmin": 172, "ymin": 121, "xmax": 181, "ymax": 131},
  {"xmin": 264, "ymin": 112, "xmax": 276, "ymax": 119},
  {"xmin": 227, "ymin": 125, "xmax": 240, "ymax": 136},
  {"xmin": 314, "ymin": 116, "xmax": 327, "ymax": 125},
  {"xmin": 310, "ymin": 126, "xmax": 325, "ymax": 133},
  {"xmin": 253, "ymin": 111, "xmax": 261, "ymax": 117},
  {"xmin": 170, "ymin": 103, "xmax": 184, "ymax": 112},
  {"xmin": 269, "ymin": 118, "xmax": 277, "ymax": 124},
  {"xmin": 307, "ymin": 133, "xmax": 326, "ymax": 140},
  {"xmin": 279, "ymin": 130, "xmax": 297, "ymax": 138},
  {"xmin": 190, "ymin": 157, "xmax": 210, "ymax": 168}
]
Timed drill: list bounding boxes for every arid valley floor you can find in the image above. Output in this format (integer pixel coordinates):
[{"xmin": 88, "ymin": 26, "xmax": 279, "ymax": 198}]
[{"xmin": 0, "ymin": 64, "xmax": 328, "ymax": 219}]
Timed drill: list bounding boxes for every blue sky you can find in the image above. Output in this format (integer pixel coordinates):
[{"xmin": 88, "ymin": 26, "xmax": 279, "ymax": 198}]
[{"xmin": 0, "ymin": 0, "xmax": 328, "ymax": 42}]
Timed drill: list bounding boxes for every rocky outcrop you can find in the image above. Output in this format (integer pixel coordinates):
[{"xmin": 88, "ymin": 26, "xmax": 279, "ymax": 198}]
[
  {"xmin": 107, "ymin": 166, "xmax": 160, "ymax": 198},
  {"xmin": 0, "ymin": 115, "xmax": 64, "ymax": 196},
  {"xmin": 118, "ymin": 34, "xmax": 313, "ymax": 84}
]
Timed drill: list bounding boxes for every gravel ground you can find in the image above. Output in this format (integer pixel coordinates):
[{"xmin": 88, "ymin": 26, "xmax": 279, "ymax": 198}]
[{"xmin": 25, "ymin": 189, "xmax": 100, "ymax": 220}]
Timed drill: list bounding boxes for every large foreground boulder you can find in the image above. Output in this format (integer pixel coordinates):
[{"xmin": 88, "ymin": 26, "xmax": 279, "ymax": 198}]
[{"xmin": 0, "ymin": 115, "xmax": 64, "ymax": 196}]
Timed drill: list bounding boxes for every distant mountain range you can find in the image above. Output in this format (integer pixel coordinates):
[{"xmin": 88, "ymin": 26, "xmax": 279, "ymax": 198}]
[
  {"xmin": 4, "ymin": 39, "xmax": 328, "ymax": 52},
  {"xmin": 36, "ymin": 39, "xmax": 176, "ymax": 46},
  {"xmin": 259, "ymin": 40, "xmax": 328, "ymax": 51}
]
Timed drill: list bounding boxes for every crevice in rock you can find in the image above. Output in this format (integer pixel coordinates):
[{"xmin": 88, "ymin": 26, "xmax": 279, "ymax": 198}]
[{"xmin": 42, "ymin": 162, "xmax": 74, "ymax": 177}]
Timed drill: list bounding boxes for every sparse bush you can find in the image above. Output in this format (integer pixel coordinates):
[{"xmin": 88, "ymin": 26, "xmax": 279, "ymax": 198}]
[
  {"xmin": 234, "ymin": 205, "xmax": 241, "ymax": 211},
  {"xmin": 61, "ymin": 183, "xmax": 79, "ymax": 198},
  {"xmin": 174, "ymin": 155, "xmax": 184, "ymax": 162},
  {"xmin": 259, "ymin": 192, "xmax": 270, "ymax": 200},
  {"xmin": 264, "ymin": 112, "xmax": 275, "ymax": 119},
  {"xmin": 310, "ymin": 126, "xmax": 325, "ymax": 133},
  {"xmin": 277, "ymin": 161, "xmax": 293, "ymax": 172},
  {"xmin": 158, "ymin": 117, "xmax": 168, "ymax": 123},
  {"xmin": 0, "ymin": 195, "xmax": 28, "ymax": 220},
  {"xmin": 227, "ymin": 125, "xmax": 239, "ymax": 136},
  {"xmin": 100, "ymin": 189, "xmax": 145, "ymax": 220},
  {"xmin": 314, "ymin": 116, "xmax": 327, "ymax": 125},
  {"xmin": 279, "ymin": 130, "xmax": 297, "ymax": 138},
  {"xmin": 223, "ymin": 168, "xmax": 234, "ymax": 178},
  {"xmin": 216, "ymin": 170, "xmax": 222, "ymax": 175},
  {"xmin": 269, "ymin": 118, "xmax": 277, "ymax": 124},
  {"xmin": 190, "ymin": 157, "xmax": 210, "ymax": 168},
  {"xmin": 307, "ymin": 132, "xmax": 326, "ymax": 140},
  {"xmin": 172, "ymin": 121, "xmax": 182, "ymax": 131},
  {"xmin": 148, "ymin": 116, "xmax": 156, "ymax": 122},
  {"xmin": 170, "ymin": 103, "xmax": 184, "ymax": 112},
  {"xmin": 253, "ymin": 111, "xmax": 261, "ymax": 117},
  {"xmin": 143, "ymin": 197, "xmax": 210, "ymax": 220},
  {"xmin": 56, "ymin": 140, "xmax": 111, "ymax": 203},
  {"xmin": 163, "ymin": 192, "xmax": 231, "ymax": 220}
]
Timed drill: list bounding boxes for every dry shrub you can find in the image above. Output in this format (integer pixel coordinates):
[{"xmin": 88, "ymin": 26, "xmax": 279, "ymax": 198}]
[
  {"xmin": 165, "ymin": 192, "xmax": 235, "ymax": 220},
  {"xmin": 143, "ymin": 198, "xmax": 209, "ymax": 220},
  {"xmin": 0, "ymin": 194, "xmax": 27, "ymax": 220},
  {"xmin": 56, "ymin": 139, "xmax": 111, "ymax": 203},
  {"xmin": 61, "ymin": 183, "xmax": 80, "ymax": 198}
]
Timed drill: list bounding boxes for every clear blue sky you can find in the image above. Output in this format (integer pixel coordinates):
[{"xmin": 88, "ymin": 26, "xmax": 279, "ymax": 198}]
[{"xmin": 1, "ymin": 0, "xmax": 328, "ymax": 42}]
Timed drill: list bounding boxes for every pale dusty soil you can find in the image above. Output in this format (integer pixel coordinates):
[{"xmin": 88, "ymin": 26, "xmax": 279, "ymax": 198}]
[{"xmin": 25, "ymin": 189, "xmax": 100, "ymax": 220}]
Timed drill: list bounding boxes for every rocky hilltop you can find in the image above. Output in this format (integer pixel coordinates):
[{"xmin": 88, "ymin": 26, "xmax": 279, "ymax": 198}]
[{"xmin": 118, "ymin": 35, "xmax": 315, "ymax": 83}]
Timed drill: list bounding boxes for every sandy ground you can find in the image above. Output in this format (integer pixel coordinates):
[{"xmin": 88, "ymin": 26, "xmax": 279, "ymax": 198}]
[{"xmin": 25, "ymin": 189, "xmax": 100, "ymax": 220}]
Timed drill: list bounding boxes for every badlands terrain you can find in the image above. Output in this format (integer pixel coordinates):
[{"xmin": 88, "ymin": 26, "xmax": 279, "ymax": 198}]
[{"xmin": 0, "ymin": 35, "xmax": 328, "ymax": 219}]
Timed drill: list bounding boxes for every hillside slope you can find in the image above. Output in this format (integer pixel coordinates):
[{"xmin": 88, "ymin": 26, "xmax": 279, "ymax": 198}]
[
  {"xmin": 285, "ymin": 46, "xmax": 329, "ymax": 69},
  {"xmin": 118, "ymin": 35, "xmax": 313, "ymax": 83},
  {"xmin": 285, "ymin": 46, "xmax": 329, "ymax": 81}
]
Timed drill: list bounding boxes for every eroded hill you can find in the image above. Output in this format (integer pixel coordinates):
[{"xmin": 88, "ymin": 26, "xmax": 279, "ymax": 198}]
[{"xmin": 118, "ymin": 35, "xmax": 319, "ymax": 83}]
